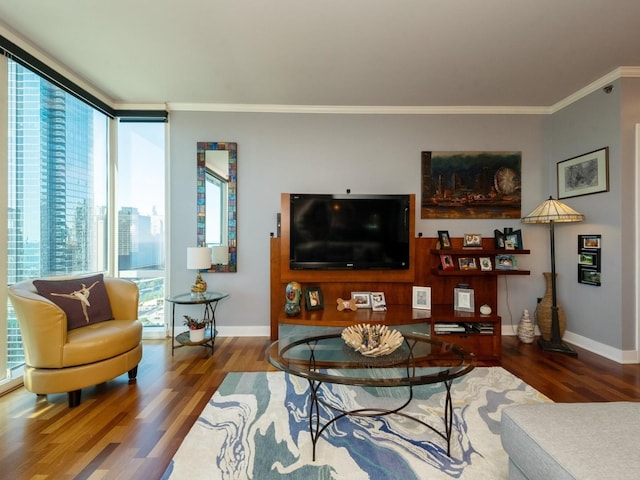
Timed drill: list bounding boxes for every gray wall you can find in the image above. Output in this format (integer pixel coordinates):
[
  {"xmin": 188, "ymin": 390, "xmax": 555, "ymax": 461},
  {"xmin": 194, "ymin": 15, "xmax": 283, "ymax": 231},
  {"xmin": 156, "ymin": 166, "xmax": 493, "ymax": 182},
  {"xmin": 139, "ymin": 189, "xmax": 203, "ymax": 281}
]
[
  {"xmin": 169, "ymin": 101, "xmax": 637, "ymax": 361},
  {"xmin": 546, "ymin": 78, "xmax": 640, "ymax": 358},
  {"xmin": 169, "ymin": 112, "xmax": 545, "ymax": 331}
]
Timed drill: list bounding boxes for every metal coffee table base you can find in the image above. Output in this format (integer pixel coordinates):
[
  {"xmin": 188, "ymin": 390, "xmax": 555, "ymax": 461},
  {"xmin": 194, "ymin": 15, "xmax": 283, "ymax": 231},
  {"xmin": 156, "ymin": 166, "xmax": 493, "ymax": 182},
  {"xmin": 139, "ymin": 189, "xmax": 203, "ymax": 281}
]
[{"xmin": 307, "ymin": 378, "xmax": 454, "ymax": 461}]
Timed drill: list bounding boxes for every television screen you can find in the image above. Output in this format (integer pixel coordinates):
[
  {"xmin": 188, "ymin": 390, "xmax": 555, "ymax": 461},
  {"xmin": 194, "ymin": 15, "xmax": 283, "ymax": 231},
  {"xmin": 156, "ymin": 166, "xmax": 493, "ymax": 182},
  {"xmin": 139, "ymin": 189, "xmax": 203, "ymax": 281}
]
[{"xmin": 289, "ymin": 194, "xmax": 410, "ymax": 270}]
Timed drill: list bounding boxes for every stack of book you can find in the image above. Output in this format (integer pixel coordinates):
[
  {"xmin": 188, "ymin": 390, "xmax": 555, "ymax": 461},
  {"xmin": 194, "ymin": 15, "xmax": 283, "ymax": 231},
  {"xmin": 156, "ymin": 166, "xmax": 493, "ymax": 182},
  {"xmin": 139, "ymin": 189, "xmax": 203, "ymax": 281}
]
[
  {"xmin": 433, "ymin": 323, "xmax": 467, "ymax": 334},
  {"xmin": 467, "ymin": 322, "xmax": 494, "ymax": 334},
  {"xmin": 433, "ymin": 322, "xmax": 495, "ymax": 335}
]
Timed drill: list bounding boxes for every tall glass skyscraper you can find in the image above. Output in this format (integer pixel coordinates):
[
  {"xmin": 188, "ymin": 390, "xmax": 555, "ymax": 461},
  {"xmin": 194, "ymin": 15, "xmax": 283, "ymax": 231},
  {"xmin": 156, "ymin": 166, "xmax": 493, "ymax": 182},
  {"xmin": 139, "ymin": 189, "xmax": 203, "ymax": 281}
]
[{"xmin": 6, "ymin": 62, "xmax": 107, "ymax": 368}]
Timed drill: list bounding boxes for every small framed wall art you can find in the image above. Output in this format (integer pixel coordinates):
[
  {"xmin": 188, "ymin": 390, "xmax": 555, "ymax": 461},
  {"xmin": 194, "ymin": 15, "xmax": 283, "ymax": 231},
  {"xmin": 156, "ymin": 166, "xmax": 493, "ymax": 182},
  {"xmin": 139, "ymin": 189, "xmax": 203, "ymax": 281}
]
[
  {"xmin": 557, "ymin": 147, "xmax": 609, "ymax": 199},
  {"xmin": 577, "ymin": 234, "xmax": 601, "ymax": 286}
]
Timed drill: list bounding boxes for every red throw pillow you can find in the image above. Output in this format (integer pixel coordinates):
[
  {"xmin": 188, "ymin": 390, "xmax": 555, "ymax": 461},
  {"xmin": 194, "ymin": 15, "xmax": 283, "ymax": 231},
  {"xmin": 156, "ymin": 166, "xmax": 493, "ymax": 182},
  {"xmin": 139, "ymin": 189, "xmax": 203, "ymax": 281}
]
[{"xmin": 33, "ymin": 274, "xmax": 114, "ymax": 330}]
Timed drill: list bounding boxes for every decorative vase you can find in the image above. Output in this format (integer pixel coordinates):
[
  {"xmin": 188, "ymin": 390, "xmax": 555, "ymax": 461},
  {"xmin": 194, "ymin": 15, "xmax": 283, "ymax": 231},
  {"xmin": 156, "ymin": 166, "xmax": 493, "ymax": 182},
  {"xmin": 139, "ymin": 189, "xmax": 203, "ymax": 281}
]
[
  {"xmin": 284, "ymin": 280, "xmax": 302, "ymax": 317},
  {"xmin": 189, "ymin": 327, "xmax": 206, "ymax": 343},
  {"xmin": 536, "ymin": 272, "xmax": 566, "ymax": 341},
  {"xmin": 517, "ymin": 309, "xmax": 535, "ymax": 343}
]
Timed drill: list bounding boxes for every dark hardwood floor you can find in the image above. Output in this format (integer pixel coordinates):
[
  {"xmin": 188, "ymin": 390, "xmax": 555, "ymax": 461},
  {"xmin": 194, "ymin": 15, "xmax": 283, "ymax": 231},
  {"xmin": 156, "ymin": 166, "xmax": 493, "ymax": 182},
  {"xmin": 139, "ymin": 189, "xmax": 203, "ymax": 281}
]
[{"xmin": 0, "ymin": 336, "xmax": 638, "ymax": 479}]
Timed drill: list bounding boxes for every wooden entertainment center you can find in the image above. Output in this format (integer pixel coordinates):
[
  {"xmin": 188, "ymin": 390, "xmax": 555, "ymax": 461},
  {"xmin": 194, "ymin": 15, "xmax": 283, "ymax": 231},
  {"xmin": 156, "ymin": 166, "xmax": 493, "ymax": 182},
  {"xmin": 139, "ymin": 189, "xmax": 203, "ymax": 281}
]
[{"xmin": 270, "ymin": 194, "xmax": 530, "ymax": 363}]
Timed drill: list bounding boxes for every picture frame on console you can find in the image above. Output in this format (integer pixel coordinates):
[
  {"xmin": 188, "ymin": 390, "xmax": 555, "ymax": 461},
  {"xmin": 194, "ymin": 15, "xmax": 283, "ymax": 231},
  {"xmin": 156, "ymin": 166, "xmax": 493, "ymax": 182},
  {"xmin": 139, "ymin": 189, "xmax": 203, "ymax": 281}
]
[
  {"xmin": 454, "ymin": 288, "xmax": 475, "ymax": 313},
  {"xmin": 412, "ymin": 286, "xmax": 431, "ymax": 310},
  {"xmin": 351, "ymin": 292, "xmax": 371, "ymax": 309},
  {"xmin": 305, "ymin": 287, "xmax": 324, "ymax": 311},
  {"xmin": 371, "ymin": 292, "xmax": 387, "ymax": 311}
]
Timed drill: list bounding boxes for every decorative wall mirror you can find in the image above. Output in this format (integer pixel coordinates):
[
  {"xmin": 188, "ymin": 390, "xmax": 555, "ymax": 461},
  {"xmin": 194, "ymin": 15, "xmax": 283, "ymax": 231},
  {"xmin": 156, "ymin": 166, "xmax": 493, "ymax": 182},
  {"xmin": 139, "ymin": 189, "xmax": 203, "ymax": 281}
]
[{"xmin": 196, "ymin": 142, "xmax": 237, "ymax": 272}]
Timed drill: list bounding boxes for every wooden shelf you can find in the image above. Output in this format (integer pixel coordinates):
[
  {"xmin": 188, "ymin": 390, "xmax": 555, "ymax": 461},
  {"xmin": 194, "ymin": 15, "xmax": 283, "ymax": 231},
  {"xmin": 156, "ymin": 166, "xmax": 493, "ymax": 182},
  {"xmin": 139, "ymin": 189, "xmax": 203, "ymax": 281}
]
[
  {"xmin": 270, "ymin": 198, "xmax": 524, "ymax": 363},
  {"xmin": 430, "ymin": 248, "xmax": 530, "ymax": 255},
  {"xmin": 431, "ymin": 268, "xmax": 531, "ymax": 276}
]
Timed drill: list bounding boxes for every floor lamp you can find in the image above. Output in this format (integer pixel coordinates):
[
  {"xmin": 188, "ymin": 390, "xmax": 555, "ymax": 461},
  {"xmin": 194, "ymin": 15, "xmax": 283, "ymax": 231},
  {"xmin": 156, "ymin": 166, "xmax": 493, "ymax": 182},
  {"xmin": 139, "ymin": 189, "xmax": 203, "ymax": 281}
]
[{"xmin": 522, "ymin": 196, "xmax": 584, "ymax": 356}]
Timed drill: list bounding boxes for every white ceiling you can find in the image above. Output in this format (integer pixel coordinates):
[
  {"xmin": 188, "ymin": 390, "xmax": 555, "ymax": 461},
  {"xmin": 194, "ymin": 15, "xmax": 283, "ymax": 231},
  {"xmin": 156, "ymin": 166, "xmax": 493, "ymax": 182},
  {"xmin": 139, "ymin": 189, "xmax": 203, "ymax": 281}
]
[{"xmin": 1, "ymin": 0, "xmax": 640, "ymax": 111}]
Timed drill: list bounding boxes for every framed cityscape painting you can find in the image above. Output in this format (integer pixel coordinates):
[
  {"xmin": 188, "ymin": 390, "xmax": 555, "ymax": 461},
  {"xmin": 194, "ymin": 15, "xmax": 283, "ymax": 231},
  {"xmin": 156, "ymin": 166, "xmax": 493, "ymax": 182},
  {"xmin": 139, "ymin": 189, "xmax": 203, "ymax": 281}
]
[{"xmin": 421, "ymin": 151, "xmax": 521, "ymax": 219}]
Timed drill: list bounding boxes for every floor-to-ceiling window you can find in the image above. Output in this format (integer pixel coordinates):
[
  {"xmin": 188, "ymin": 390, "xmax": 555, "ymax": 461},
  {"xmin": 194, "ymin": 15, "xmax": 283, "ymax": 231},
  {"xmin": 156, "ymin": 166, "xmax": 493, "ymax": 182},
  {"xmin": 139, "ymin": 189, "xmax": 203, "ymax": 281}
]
[
  {"xmin": 2, "ymin": 59, "xmax": 109, "ymax": 385},
  {"xmin": 1, "ymin": 54, "xmax": 167, "ymax": 390},
  {"xmin": 116, "ymin": 122, "xmax": 166, "ymax": 331}
]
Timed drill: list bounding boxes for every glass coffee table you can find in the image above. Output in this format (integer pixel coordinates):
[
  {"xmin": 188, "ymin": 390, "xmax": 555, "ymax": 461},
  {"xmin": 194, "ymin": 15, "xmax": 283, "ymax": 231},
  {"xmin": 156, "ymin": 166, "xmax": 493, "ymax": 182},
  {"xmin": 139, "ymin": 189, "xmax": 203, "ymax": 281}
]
[{"xmin": 267, "ymin": 330, "xmax": 476, "ymax": 460}]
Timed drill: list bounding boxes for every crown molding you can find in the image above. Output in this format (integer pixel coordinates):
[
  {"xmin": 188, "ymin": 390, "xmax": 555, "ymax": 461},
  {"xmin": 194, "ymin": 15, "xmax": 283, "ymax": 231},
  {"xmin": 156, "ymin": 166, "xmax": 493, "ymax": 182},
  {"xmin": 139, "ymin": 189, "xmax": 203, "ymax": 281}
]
[
  {"xmin": 549, "ymin": 66, "xmax": 640, "ymax": 113},
  {"xmin": 167, "ymin": 103, "xmax": 550, "ymax": 115},
  {"xmin": 160, "ymin": 67, "xmax": 640, "ymax": 115}
]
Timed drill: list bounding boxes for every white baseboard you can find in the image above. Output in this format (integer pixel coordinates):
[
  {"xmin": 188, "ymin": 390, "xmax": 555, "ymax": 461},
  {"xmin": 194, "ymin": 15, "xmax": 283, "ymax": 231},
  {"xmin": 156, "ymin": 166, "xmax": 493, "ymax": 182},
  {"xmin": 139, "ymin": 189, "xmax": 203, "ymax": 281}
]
[{"xmin": 502, "ymin": 325, "xmax": 639, "ymax": 364}]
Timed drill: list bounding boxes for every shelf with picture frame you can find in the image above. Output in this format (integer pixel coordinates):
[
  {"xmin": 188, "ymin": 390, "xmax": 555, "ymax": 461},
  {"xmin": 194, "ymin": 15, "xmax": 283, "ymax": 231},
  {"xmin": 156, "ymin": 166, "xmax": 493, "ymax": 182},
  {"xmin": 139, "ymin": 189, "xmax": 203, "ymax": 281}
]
[
  {"xmin": 270, "ymin": 222, "xmax": 520, "ymax": 362},
  {"xmin": 430, "ymin": 236, "xmax": 530, "ymax": 276}
]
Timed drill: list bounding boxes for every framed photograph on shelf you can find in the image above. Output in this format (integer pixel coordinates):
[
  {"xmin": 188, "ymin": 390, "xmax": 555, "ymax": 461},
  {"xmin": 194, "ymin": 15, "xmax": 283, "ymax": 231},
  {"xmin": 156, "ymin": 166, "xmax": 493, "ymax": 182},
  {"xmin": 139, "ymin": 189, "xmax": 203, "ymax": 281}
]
[
  {"xmin": 304, "ymin": 287, "xmax": 324, "ymax": 311},
  {"xmin": 440, "ymin": 254, "xmax": 455, "ymax": 270},
  {"xmin": 350, "ymin": 292, "xmax": 371, "ymax": 309},
  {"xmin": 479, "ymin": 257, "xmax": 492, "ymax": 271},
  {"xmin": 454, "ymin": 287, "xmax": 475, "ymax": 313},
  {"xmin": 412, "ymin": 286, "xmax": 431, "ymax": 310},
  {"xmin": 557, "ymin": 147, "xmax": 609, "ymax": 199},
  {"xmin": 370, "ymin": 292, "xmax": 387, "ymax": 311},
  {"xmin": 505, "ymin": 229, "xmax": 523, "ymax": 249},
  {"xmin": 463, "ymin": 233, "xmax": 482, "ymax": 249},
  {"xmin": 495, "ymin": 254, "xmax": 517, "ymax": 270},
  {"xmin": 437, "ymin": 230, "xmax": 452, "ymax": 249},
  {"xmin": 458, "ymin": 257, "xmax": 478, "ymax": 270},
  {"xmin": 494, "ymin": 229, "xmax": 506, "ymax": 248}
]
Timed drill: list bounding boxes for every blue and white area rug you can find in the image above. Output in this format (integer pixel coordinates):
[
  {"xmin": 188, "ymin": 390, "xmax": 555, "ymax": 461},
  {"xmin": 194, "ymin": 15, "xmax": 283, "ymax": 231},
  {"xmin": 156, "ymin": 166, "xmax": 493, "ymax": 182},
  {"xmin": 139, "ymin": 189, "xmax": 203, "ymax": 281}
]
[{"xmin": 164, "ymin": 368, "xmax": 550, "ymax": 479}]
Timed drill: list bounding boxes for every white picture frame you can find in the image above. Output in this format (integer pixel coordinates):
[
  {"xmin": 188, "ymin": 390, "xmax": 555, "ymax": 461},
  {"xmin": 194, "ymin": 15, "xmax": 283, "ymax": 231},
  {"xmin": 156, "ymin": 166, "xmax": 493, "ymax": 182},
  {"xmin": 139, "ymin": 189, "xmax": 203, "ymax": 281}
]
[
  {"xmin": 412, "ymin": 286, "xmax": 431, "ymax": 310},
  {"xmin": 370, "ymin": 292, "xmax": 387, "ymax": 311},
  {"xmin": 351, "ymin": 291, "xmax": 371, "ymax": 309},
  {"xmin": 454, "ymin": 288, "xmax": 475, "ymax": 313},
  {"xmin": 479, "ymin": 257, "xmax": 492, "ymax": 271}
]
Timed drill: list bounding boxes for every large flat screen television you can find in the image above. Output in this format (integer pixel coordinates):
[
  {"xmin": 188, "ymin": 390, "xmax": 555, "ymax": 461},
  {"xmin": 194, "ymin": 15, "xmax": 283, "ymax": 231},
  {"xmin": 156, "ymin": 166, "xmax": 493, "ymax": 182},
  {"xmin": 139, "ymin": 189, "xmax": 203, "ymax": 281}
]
[{"xmin": 289, "ymin": 193, "xmax": 411, "ymax": 270}]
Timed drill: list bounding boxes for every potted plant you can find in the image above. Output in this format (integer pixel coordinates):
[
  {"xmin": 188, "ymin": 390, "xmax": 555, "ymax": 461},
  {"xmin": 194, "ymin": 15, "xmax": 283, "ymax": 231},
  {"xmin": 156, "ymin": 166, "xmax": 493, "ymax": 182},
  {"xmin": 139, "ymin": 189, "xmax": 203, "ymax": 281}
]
[{"xmin": 183, "ymin": 315, "xmax": 208, "ymax": 342}]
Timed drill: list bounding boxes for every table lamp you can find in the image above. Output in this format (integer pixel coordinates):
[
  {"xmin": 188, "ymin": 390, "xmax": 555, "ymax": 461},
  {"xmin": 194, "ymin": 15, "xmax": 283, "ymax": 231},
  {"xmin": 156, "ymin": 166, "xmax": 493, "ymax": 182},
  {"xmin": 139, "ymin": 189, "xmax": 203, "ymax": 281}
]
[
  {"xmin": 187, "ymin": 246, "xmax": 212, "ymax": 296},
  {"xmin": 522, "ymin": 196, "xmax": 584, "ymax": 356}
]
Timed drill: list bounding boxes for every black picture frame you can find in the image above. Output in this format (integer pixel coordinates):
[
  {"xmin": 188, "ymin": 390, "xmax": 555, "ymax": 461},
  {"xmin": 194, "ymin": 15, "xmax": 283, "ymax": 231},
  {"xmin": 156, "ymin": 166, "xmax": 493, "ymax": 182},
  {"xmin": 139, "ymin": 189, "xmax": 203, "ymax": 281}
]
[
  {"xmin": 305, "ymin": 287, "xmax": 324, "ymax": 310},
  {"xmin": 437, "ymin": 230, "xmax": 452, "ymax": 249},
  {"xmin": 558, "ymin": 147, "xmax": 609, "ymax": 199},
  {"xmin": 578, "ymin": 266, "xmax": 601, "ymax": 286},
  {"xmin": 494, "ymin": 229, "xmax": 506, "ymax": 249},
  {"xmin": 577, "ymin": 234, "xmax": 602, "ymax": 286},
  {"xmin": 505, "ymin": 229, "xmax": 523, "ymax": 250}
]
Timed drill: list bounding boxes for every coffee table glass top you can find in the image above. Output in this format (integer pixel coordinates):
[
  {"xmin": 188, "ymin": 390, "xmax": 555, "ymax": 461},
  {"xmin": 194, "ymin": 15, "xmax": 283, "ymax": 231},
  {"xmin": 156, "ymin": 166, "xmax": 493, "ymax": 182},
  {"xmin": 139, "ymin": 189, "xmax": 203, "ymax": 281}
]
[{"xmin": 267, "ymin": 330, "xmax": 476, "ymax": 387}]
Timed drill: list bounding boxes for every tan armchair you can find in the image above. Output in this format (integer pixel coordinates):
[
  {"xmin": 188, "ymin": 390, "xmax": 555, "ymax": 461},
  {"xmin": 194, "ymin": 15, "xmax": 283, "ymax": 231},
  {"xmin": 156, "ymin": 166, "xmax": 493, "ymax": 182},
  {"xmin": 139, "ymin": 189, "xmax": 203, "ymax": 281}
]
[{"xmin": 8, "ymin": 276, "xmax": 143, "ymax": 407}]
